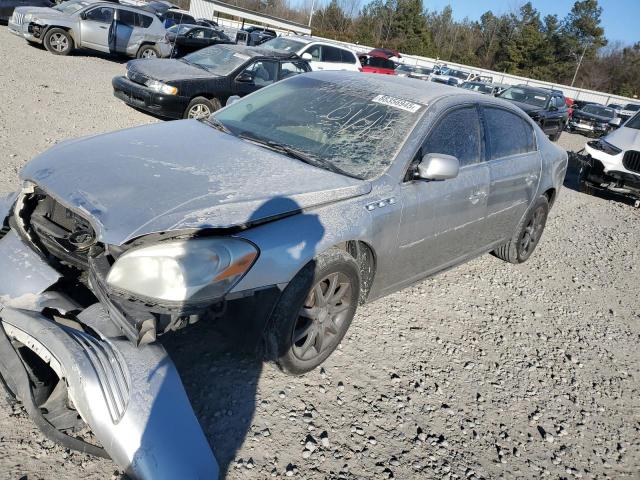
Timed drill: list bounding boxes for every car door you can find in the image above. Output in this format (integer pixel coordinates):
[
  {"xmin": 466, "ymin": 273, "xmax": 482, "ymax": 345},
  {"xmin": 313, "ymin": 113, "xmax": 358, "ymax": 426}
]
[
  {"xmin": 182, "ymin": 28, "xmax": 209, "ymax": 53},
  {"xmin": 79, "ymin": 6, "xmax": 114, "ymax": 52},
  {"xmin": 278, "ymin": 60, "xmax": 309, "ymax": 80},
  {"xmin": 390, "ymin": 105, "xmax": 490, "ymax": 288},
  {"xmin": 113, "ymin": 8, "xmax": 136, "ymax": 54},
  {"xmin": 481, "ymin": 106, "xmax": 541, "ymax": 245},
  {"xmin": 234, "ymin": 60, "xmax": 279, "ymax": 96}
]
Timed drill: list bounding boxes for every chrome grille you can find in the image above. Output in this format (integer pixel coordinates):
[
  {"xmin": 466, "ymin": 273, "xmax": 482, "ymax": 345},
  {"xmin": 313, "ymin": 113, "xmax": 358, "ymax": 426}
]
[
  {"xmin": 622, "ymin": 150, "xmax": 640, "ymax": 173},
  {"xmin": 12, "ymin": 12, "xmax": 24, "ymax": 25}
]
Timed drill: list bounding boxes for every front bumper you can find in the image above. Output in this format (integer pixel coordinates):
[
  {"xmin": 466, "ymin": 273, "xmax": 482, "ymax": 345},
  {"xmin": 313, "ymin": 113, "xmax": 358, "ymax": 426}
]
[
  {"xmin": 568, "ymin": 119, "xmax": 609, "ymax": 135},
  {"xmin": 8, "ymin": 20, "xmax": 40, "ymax": 43},
  {"xmin": 112, "ymin": 76, "xmax": 188, "ymax": 119},
  {"xmin": 0, "ymin": 227, "xmax": 219, "ymax": 479}
]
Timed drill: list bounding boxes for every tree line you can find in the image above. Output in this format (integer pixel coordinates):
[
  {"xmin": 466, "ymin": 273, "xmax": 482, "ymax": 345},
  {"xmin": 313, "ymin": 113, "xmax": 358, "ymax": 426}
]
[{"xmin": 221, "ymin": 0, "xmax": 639, "ymax": 98}]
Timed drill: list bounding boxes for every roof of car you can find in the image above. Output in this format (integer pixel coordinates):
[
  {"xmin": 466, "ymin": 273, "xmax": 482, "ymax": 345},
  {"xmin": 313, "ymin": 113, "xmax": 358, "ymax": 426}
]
[
  {"xmin": 514, "ymin": 84, "xmax": 564, "ymax": 95},
  {"xmin": 280, "ymin": 35, "xmax": 354, "ymax": 50}
]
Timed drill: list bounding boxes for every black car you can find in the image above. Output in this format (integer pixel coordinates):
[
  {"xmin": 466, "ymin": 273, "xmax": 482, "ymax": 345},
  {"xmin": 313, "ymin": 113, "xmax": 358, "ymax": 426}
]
[
  {"xmin": 195, "ymin": 18, "xmax": 219, "ymax": 28},
  {"xmin": 0, "ymin": 0, "xmax": 53, "ymax": 22},
  {"xmin": 498, "ymin": 85, "xmax": 568, "ymax": 141},
  {"xmin": 235, "ymin": 26, "xmax": 277, "ymax": 46},
  {"xmin": 112, "ymin": 44, "xmax": 311, "ymax": 119},
  {"xmin": 164, "ymin": 24, "xmax": 233, "ymax": 57},
  {"xmin": 567, "ymin": 103, "xmax": 620, "ymax": 136}
]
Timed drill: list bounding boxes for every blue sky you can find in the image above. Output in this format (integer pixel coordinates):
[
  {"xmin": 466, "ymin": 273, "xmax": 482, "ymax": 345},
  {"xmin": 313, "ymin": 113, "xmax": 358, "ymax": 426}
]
[{"xmin": 423, "ymin": 0, "xmax": 637, "ymax": 45}]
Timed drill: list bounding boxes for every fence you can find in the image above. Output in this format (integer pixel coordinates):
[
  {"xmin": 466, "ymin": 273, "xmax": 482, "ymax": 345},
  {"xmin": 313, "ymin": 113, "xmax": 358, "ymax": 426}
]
[{"xmin": 189, "ymin": 0, "xmax": 638, "ymax": 107}]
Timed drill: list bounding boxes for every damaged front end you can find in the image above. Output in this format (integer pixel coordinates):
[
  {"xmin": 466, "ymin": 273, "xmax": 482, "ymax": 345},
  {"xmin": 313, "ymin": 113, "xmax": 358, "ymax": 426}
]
[{"xmin": 0, "ymin": 188, "xmax": 220, "ymax": 479}]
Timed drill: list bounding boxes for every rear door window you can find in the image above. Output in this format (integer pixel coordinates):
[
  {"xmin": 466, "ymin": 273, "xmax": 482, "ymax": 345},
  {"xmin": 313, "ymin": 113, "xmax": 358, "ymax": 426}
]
[
  {"xmin": 423, "ymin": 107, "xmax": 482, "ymax": 167},
  {"xmin": 279, "ymin": 61, "xmax": 308, "ymax": 79},
  {"xmin": 303, "ymin": 44, "xmax": 321, "ymax": 61},
  {"xmin": 117, "ymin": 9, "xmax": 136, "ymax": 27},
  {"xmin": 340, "ymin": 49, "xmax": 356, "ymax": 64},
  {"xmin": 322, "ymin": 45, "xmax": 343, "ymax": 63},
  {"xmin": 483, "ymin": 107, "xmax": 536, "ymax": 159}
]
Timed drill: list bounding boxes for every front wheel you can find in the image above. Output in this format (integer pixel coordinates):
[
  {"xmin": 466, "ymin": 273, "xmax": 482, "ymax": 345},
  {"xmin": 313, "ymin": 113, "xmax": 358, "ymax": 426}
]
[
  {"xmin": 44, "ymin": 28, "xmax": 73, "ymax": 55},
  {"xmin": 493, "ymin": 196, "xmax": 550, "ymax": 264},
  {"xmin": 183, "ymin": 97, "xmax": 221, "ymax": 119},
  {"xmin": 264, "ymin": 248, "xmax": 360, "ymax": 375}
]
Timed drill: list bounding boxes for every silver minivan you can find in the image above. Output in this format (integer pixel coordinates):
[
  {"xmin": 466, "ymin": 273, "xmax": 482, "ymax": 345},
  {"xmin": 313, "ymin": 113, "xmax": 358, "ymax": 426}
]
[{"xmin": 9, "ymin": 0, "xmax": 166, "ymax": 58}]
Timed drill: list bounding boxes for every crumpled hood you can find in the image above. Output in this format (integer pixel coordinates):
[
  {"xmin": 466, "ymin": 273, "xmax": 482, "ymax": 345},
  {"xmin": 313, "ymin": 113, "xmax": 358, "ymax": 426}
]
[
  {"xmin": 127, "ymin": 59, "xmax": 216, "ymax": 82},
  {"xmin": 604, "ymin": 124, "xmax": 640, "ymax": 150},
  {"xmin": 21, "ymin": 121, "xmax": 371, "ymax": 245},
  {"xmin": 14, "ymin": 6, "xmax": 64, "ymax": 19},
  {"xmin": 572, "ymin": 110, "xmax": 611, "ymax": 123}
]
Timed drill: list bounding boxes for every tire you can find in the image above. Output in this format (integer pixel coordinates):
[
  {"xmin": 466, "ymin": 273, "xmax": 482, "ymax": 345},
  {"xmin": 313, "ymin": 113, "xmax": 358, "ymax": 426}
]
[
  {"xmin": 43, "ymin": 28, "xmax": 73, "ymax": 56},
  {"xmin": 549, "ymin": 125, "xmax": 563, "ymax": 142},
  {"xmin": 183, "ymin": 96, "xmax": 221, "ymax": 119},
  {"xmin": 264, "ymin": 248, "xmax": 360, "ymax": 375},
  {"xmin": 493, "ymin": 196, "xmax": 550, "ymax": 264},
  {"xmin": 136, "ymin": 44, "xmax": 160, "ymax": 59}
]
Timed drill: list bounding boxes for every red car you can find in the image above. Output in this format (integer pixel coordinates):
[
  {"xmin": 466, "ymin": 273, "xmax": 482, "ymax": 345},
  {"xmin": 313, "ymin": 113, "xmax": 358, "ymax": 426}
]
[{"xmin": 357, "ymin": 49, "xmax": 400, "ymax": 75}]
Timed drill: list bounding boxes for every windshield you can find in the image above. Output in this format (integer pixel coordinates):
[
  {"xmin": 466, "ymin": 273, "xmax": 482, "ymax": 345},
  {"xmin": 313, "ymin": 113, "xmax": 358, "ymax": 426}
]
[
  {"xmin": 182, "ymin": 46, "xmax": 249, "ymax": 75},
  {"xmin": 462, "ymin": 82, "xmax": 492, "ymax": 94},
  {"xmin": 500, "ymin": 87, "xmax": 549, "ymax": 108},
  {"xmin": 212, "ymin": 76, "xmax": 425, "ymax": 179},
  {"xmin": 362, "ymin": 56, "xmax": 395, "ymax": 70},
  {"xmin": 53, "ymin": 0, "xmax": 89, "ymax": 13},
  {"xmin": 625, "ymin": 112, "xmax": 640, "ymax": 129},
  {"xmin": 168, "ymin": 24, "xmax": 192, "ymax": 34},
  {"xmin": 582, "ymin": 105, "xmax": 615, "ymax": 118},
  {"xmin": 624, "ymin": 104, "xmax": 640, "ymax": 111},
  {"xmin": 260, "ymin": 37, "xmax": 305, "ymax": 52}
]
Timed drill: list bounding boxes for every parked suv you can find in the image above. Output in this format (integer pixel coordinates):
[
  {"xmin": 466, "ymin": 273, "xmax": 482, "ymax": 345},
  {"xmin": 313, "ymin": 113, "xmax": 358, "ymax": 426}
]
[
  {"xmin": 498, "ymin": 85, "xmax": 568, "ymax": 141},
  {"xmin": 0, "ymin": 0, "xmax": 53, "ymax": 23},
  {"xmin": 578, "ymin": 112, "xmax": 640, "ymax": 207},
  {"xmin": 235, "ymin": 25, "xmax": 276, "ymax": 46},
  {"xmin": 260, "ymin": 35, "xmax": 361, "ymax": 72},
  {"xmin": 9, "ymin": 0, "xmax": 166, "ymax": 58}
]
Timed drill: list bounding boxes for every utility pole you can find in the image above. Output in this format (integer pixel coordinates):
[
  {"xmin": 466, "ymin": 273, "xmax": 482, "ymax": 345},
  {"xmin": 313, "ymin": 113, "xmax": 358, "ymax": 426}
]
[
  {"xmin": 308, "ymin": 0, "xmax": 315, "ymax": 28},
  {"xmin": 570, "ymin": 43, "xmax": 588, "ymax": 87}
]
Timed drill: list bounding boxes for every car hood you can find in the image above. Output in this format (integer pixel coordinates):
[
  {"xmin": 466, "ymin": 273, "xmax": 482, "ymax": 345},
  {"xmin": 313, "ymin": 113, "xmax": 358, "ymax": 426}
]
[
  {"xmin": 127, "ymin": 58, "xmax": 216, "ymax": 82},
  {"xmin": 14, "ymin": 6, "xmax": 64, "ymax": 18},
  {"xmin": 573, "ymin": 111, "xmax": 611, "ymax": 123},
  {"xmin": 603, "ymin": 125, "xmax": 640, "ymax": 150},
  {"xmin": 504, "ymin": 100, "xmax": 543, "ymax": 115},
  {"xmin": 21, "ymin": 121, "xmax": 371, "ymax": 246}
]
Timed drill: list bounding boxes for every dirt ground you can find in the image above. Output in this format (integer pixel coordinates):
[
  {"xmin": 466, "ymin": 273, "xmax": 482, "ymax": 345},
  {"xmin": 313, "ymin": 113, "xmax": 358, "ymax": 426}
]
[{"xmin": 0, "ymin": 26, "xmax": 639, "ymax": 480}]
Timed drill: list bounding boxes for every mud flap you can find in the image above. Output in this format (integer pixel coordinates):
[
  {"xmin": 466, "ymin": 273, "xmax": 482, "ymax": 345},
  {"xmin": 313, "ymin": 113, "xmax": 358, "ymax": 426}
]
[{"xmin": 0, "ymin": 306, "xmax": 219, "ymax": 479}]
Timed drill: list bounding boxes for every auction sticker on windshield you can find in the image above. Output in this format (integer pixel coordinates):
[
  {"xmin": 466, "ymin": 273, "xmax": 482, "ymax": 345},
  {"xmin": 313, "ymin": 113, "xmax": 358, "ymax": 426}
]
[{"xmin": 372, "ymin": 95, "xmax": 423, "ymax": 113}]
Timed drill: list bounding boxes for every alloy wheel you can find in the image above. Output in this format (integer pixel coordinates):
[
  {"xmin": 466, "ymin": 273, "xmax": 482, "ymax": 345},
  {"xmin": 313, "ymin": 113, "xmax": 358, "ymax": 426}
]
[
  {"xmin": 519, "ymin": 206, "xmax": 546, "ymax": 256},
  {"xmin": 50, "ymin": 33, "xmax": 68, "ymax": 53},
  {"xmin": 141, "ymin": 49, "xmax": 157, "ymax": 59},
  {"xmin": 291, "ymin": 272, "xmax": 353, "ymax": 361},
  {"xmin": 188, "ymin": 104, "xmax": 211, "ymax": 119}
]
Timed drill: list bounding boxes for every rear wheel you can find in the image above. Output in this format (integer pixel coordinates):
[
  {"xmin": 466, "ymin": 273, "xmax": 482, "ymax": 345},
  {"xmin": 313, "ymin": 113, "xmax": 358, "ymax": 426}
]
[
  {"xmin": 493, "ymin": 196, "xmax": 550, "ymax": 264},
  {"xmin": 183, "ymin": 97, "xmax": 221, "ymax": 119},
  {"xmin": 44, "ymin": 28, "xmax": 73, "ymax": 56},
  {"xmin": 265, "ymin": 248, "xmax": 360, "ymax": 375},
  {"xmin": 136, "ymin": 44, "xmax": 160, "ymax": 59}
]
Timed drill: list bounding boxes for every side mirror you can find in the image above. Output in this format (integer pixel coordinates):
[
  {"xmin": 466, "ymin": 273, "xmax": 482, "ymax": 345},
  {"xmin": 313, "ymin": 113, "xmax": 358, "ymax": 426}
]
[
  {"xmin": 235, "ymin": 71, "xmax": 254, "ymax": 83},
  {"xmin": 301, "ymin": 52, "xmax": 312, "ymax": 61},
  {"xmin": 609, "ymin": 117, "xmax": 622, "ymax": 127},
  {"xmin": 226, "ymin": 95, "xmax": 241, "ymax": 106},
  {"xmin": 416, "ymin": 153, "xmax": 459, "ymax": 181}
]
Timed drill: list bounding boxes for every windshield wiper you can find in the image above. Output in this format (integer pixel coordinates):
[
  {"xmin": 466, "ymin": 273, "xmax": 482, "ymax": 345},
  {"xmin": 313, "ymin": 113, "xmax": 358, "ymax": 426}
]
[
  {"xmin": 203, "ymin": 116, "xmax": 231, "ymax": 134},
  {"xmin": 237, "ymin": 133, "xmax": 359, "ymax": 179}
]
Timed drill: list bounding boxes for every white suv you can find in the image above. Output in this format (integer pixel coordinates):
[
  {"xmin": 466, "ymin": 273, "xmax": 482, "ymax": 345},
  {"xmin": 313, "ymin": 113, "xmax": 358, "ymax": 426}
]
[
  {"xmin": 260, "ymin": 35, "xmax": 360, "ymax": 72},
  {"xmin": 579, "ymin": 111, "xmax": 640, "ymax": 207}
]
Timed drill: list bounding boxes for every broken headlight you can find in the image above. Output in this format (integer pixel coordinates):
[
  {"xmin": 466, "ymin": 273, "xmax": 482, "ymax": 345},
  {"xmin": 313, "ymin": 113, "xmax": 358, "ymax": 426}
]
[
  {"xmin": 145, "ymin": 79, "xmax": 178, "ymax": 95},
  {"xmin": 106, "ymin": 238, "xmax": 257, "ymax": 304},
  {"xmin": 586, "ymin": 139, "xmax": 622, "ymax": 156}
]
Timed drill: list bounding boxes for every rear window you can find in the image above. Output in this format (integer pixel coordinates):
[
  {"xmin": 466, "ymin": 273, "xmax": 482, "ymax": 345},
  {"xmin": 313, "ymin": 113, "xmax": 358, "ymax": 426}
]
[
  {"xmin": 625, "ymin": 104, "xmax": 640, "ymax": 111},
  {"xmin": 323, "ymin": 46, "xmax": 343, "ymax": 63},
  {"xmin": 362, "ymin": 56, "xmax": 395, "ymax": 70},
  {"xmin": 483, "ymin": 107, "xmax": 536, "ymax": 159},
  {"xmin": 260, "ymin": 37, "xmax": 306, "ymax": 52}
]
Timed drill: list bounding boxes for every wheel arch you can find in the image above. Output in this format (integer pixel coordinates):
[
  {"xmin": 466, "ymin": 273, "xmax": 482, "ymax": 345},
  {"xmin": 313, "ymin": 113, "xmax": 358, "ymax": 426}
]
[
  {"xmin": 542, "ymin": 187, "xmax": 557, "ymax": 207},
  {"xmin": 43, "ymin": 25, "xmax": 76, "ymax": 44}
]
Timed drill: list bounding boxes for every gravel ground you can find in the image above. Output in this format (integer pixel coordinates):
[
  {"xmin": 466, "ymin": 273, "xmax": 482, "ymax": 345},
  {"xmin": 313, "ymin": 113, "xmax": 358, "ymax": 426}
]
[{"xmin": 1, "ymin": 26, "xmax": 639, "ymax": 480}]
